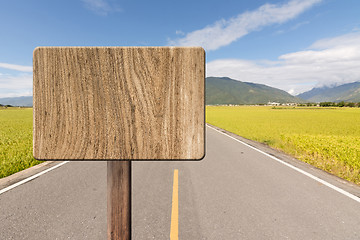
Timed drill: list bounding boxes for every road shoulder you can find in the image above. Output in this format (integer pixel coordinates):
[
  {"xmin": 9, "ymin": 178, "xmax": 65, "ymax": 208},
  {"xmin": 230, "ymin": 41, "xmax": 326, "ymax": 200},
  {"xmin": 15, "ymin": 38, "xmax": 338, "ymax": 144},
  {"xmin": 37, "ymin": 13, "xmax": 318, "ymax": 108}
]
[
  {"xmin": 0, "ymin": 161, "xmax": 62, "ymax": 190},
  {"xmin": 207, "ymin": 123, "xmax": 360, "ymax": 199}
]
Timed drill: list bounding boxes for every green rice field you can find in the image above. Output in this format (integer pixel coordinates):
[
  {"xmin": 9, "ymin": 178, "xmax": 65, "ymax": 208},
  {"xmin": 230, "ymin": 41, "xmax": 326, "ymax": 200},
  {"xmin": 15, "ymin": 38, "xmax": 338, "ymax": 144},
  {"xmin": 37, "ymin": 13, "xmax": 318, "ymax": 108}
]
[
  {"xmin": 0, "ymin": 107, "xmax": 41, "ymax": 179},
  {"xmin": 206, "ymin": 106, "xmax": 360, "ymax": 185},
  {"xmin": 2, "ymin": 106, "xmax": 360, "ymax": 185}
]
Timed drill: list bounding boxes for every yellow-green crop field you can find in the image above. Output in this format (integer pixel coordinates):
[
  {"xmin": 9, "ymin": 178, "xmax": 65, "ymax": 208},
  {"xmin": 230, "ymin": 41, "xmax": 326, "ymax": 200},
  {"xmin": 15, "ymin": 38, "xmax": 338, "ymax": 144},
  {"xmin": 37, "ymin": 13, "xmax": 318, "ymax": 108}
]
[
  {"xmin": 0, "ymin": 107, "xmax": 41, "ymax": 178},
  {"xmin": 2, "ymin": 106, "xmax": 360, "ymax": 185},
  {"xmin": 206, "ymin": 106, "xmax": 360, "ymax": 185}
]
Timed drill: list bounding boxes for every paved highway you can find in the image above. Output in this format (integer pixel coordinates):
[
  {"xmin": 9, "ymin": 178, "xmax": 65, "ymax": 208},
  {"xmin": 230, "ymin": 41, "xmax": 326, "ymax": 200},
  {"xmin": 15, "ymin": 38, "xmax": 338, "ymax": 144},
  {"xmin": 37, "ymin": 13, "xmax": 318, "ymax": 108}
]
[{"xmin": 1, "ymin": 125, "xmax": 360, "ymax": 239}]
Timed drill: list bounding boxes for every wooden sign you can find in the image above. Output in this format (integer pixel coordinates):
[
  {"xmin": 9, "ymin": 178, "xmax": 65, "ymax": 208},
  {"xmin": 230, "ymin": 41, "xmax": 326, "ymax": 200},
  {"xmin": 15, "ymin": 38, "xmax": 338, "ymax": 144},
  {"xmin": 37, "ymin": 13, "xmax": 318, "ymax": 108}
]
[{"xmin": 33, "ymin": 47, "xmax": 205, "ymax": 160}]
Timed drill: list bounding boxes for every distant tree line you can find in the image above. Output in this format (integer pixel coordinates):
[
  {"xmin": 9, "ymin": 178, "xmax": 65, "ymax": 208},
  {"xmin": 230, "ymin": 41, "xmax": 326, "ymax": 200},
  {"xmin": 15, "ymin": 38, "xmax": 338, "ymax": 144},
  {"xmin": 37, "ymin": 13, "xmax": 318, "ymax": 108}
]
[
  {"xmin": 319, "ymin": 101, "xmax": 360, "ymax": 107},
  {"xmin": 296, "ymin": 102, "xmax": 360, "ymax": 107}
]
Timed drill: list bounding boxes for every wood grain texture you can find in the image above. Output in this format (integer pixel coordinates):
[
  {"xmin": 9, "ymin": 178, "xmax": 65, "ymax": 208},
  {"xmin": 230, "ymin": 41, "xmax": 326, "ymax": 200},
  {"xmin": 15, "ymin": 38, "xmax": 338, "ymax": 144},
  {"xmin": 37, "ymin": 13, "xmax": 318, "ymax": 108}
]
[
  {"xmin": 33, "ymin": 47, "xmax": 205, "ymax": 160},
  {"xmin": 107, "ymin": 161, "xmax": 131, "ymax": 240}
]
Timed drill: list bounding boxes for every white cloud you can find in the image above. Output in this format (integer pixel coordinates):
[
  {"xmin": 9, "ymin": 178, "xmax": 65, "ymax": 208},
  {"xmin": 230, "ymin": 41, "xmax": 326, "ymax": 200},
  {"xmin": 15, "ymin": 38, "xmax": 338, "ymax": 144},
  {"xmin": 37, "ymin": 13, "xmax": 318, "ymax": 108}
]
[
  {"xmin": 81, "ymin": 0, "xmax": 121, "ymax": 16},
  {"xmin": 309, "ymin": 32, "xmax": 360, "ymax": 49},
  {"xmin": 273, "ymin": 20, "xmax": 310, "ymax": 36},
  {"xmin": 0, "ymin": 74, "xmax": 32, "ymax": 98},
  {"xmin": 290, "ymin": 20, "xmax": 310, "ymax": 30},
  {"xmin": 206, "ymin": 32, "xmax": 360, "ymax": 95},
  {"xmin": 288, "ymin": 89, "xmax": 295, "ymax": 95},
  {"xmin": 0, "ymin": 62, "xmax": 33, "ymax": 97},
  {"xmin": 175, "ymin": 30, "xmax": 185, "ymax": 36},
  {"xmin": 0, "ymin": 63, "xmax": 32, "ymax": 72},
  {"xmin": 168, "ymin": 0, "xmax": 322, "ymax": 50}
]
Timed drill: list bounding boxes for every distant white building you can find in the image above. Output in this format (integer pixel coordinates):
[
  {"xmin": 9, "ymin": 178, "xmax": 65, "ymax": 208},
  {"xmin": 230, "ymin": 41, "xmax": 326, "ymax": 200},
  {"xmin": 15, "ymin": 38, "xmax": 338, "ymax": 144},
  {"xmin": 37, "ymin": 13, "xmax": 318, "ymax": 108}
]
[
  {"xmin": 282, "ymin": 103, "xmax": 297, "ymax": 106},
  {"xmin": 267, "ymin": 101, "xmax": 280, "ymax": 106}
]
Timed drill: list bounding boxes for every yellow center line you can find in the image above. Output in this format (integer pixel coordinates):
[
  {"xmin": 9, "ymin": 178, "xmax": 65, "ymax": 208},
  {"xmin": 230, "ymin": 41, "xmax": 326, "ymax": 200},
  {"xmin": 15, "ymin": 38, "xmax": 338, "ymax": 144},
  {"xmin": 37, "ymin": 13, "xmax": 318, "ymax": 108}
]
[{"xmin": 170, "ymin": 169, "xmax": 179, "ymax": 240}]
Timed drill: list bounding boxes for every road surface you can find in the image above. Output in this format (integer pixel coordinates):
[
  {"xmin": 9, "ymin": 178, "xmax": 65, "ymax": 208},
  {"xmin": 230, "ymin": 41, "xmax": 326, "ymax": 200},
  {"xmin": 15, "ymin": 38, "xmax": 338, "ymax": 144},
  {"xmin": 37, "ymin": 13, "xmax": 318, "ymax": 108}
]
[{"xmin": 1, "ymin": 125, "xmax": 360, "ymax": 239}]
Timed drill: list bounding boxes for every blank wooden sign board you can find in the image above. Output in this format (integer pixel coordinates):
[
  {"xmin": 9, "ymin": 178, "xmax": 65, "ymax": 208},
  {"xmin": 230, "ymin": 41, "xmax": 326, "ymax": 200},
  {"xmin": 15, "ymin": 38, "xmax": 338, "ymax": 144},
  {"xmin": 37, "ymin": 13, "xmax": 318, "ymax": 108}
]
[
  {"xmin": 34, "ymin": 47, "xmax": 204, "ymax": 240},
  {"xmin": 33, "ymin": 47, "xmax": 205, "ymax": 160}
]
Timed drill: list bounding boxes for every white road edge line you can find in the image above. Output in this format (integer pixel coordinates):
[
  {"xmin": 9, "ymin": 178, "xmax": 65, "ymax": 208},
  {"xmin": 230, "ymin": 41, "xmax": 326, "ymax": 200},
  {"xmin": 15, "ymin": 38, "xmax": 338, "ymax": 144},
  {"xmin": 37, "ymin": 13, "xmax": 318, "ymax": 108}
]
[
  {"xmin": 207, "ymin": 125, "xmax": 360, "ymax": 203},
  {"xmin": 0, "ymin": 161, "xmax": 70, "ymax": 195}
]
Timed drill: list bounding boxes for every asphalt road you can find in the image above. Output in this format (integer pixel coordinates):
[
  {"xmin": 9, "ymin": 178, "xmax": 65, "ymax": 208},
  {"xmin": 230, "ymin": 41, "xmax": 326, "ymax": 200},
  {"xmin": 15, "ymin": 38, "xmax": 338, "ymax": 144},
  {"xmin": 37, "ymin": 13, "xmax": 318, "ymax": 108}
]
[{"xmin": 1, "ymin": 126, "xmax": 360, "ymax": 239}]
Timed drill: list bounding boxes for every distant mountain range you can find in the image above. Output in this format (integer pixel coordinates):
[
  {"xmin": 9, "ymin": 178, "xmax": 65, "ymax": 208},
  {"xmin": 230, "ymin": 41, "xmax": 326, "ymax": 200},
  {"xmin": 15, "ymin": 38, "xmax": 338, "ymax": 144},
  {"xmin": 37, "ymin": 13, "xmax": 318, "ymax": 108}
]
[
  {"xmin": 0, "ymin": 96, "xmax": 33, "ymax": 107},
  {"xmin": 3, "ymin": 77, "xmax": 303, "ymax": 107},
  {"xmin": 206, "ymin": 77, "xmax": 304, "ymax": 105},
  {"xmin": 2, "ymin": 78, "xmax": 360, "ymax": 107},
  {"xmin": 297, "ymin": 82, "xmax": 360, "ymax": 103}
]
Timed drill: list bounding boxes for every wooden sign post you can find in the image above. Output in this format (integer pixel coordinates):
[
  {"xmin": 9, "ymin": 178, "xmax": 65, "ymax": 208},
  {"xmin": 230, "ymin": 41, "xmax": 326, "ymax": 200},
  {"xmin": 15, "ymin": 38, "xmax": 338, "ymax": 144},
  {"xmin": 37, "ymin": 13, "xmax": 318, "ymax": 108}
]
[{"xmin": 33, "ymin": 47, "xmax": 205, "ymax": 239}]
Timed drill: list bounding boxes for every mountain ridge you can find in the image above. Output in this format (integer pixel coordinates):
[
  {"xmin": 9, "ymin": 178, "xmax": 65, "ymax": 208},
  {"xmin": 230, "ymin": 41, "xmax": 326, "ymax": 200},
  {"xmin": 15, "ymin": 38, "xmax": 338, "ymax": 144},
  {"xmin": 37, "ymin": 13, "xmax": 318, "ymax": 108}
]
[
  {"xmin": 0, "ymin": 77, "xmax": 306, "ymax": 106},
  {"xmin": 0, "ymin": 96, "xmax": 33, "ymax": 107},
  {"xmin": 297, "ymin": 82, "xmax": 360, "ymax": 102},
  {"xmin": 206, "ymin": 77, "xmax": 304, "ymax": 105}
]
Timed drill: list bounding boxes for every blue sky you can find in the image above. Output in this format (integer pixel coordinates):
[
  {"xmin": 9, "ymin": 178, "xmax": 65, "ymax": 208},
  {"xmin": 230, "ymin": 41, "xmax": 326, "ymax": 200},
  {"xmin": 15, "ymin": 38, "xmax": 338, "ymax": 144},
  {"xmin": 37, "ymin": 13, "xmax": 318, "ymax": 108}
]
[{"xmin": 1, "ymin": 0, "xmax": 360, "ymax": 97}]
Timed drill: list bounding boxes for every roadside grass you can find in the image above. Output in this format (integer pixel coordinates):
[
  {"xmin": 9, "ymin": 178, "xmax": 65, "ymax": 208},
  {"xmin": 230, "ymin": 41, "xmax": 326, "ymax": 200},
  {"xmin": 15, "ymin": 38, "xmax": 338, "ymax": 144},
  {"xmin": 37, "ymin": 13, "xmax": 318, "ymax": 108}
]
[
  {"xmin": 0, "ymin": 107, "xmax": 41, "ymax": 179},
  {"xmin": 206, "ymin": 106, "xmax": 360, "ymax": 185}
]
